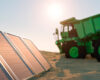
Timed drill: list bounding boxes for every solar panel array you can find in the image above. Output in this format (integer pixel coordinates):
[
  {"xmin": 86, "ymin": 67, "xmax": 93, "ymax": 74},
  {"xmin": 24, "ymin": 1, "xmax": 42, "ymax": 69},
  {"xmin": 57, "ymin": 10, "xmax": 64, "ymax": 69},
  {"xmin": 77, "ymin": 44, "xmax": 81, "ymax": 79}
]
[
  {"xmin": 0, "ymin": 31, "xmax": 51, "ymax": 80},
  {"xmin": 22, "ymin": 38, "xmax": 51, "ymax": 71}
]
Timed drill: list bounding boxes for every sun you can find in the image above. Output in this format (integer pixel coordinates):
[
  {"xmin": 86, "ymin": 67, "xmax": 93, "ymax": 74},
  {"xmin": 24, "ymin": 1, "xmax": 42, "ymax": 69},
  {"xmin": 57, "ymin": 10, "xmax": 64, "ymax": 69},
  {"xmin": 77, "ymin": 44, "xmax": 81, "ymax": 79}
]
[{"xmin": 47, "ymin": 3, "xmax": 63, "ymax": 19}]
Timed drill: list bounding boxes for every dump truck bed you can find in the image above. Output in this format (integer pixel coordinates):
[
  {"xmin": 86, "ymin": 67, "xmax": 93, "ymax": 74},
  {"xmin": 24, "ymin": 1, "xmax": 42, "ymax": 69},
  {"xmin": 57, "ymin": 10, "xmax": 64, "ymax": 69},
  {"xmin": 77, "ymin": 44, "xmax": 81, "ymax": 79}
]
[{"xmin": 73, "ymin": 14, "xmax": 100, "ymax": 39}]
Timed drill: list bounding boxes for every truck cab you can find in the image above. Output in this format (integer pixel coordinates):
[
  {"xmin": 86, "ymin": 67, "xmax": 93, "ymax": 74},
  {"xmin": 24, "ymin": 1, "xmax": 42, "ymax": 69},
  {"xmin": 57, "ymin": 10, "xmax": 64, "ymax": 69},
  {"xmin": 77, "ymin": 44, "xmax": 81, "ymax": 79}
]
[{"xmin": 60, "ymin": 18, "xmax": 78, "ymax": 39}]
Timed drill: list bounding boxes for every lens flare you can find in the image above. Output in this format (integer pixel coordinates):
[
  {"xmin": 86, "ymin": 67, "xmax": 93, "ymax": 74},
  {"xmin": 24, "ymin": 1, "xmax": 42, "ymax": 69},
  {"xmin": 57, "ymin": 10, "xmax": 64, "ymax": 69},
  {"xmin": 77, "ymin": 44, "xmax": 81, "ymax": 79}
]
[{"xmin": 47, "ymin": 3, "xmax": 63, "ymax": 19}]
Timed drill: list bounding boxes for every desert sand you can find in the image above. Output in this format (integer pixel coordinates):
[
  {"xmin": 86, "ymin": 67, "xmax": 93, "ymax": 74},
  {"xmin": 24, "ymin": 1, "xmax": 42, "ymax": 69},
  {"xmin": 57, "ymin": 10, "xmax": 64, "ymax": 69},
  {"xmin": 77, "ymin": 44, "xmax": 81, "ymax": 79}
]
[{"xmin": 32, "ymin": 51, "xmax": 100, "ymax": 80}]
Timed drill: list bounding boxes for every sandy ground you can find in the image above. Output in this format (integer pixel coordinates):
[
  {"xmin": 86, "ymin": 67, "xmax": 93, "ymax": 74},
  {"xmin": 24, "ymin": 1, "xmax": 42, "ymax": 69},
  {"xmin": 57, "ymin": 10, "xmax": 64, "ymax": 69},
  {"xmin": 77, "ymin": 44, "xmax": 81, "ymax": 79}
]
[{"xmin": 33, "ymin": 51, "xmax": 100, "ymax": 80}]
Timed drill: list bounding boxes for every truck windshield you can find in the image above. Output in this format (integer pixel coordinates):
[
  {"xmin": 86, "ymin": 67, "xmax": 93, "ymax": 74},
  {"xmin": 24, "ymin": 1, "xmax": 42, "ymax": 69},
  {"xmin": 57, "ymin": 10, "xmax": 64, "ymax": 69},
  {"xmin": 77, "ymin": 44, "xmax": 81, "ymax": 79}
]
[{"xmin": 64, "ymin": 25, "xmax": 72, "ymax": 32}]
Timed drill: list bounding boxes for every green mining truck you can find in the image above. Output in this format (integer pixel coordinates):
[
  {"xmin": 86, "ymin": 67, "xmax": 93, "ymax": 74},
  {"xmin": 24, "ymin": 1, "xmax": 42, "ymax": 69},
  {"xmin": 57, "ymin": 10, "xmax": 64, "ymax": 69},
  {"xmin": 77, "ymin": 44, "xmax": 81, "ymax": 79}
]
[{"xmin": 54, "ymin": 14, "xmax": 100, "ymax": 61}]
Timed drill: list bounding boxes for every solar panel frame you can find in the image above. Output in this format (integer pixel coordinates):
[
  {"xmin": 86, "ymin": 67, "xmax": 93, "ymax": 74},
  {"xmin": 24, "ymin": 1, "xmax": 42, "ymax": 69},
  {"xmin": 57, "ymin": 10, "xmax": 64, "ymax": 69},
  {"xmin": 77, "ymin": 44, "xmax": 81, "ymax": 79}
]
[
  {"xmin": 0, "ymin": 67, "xmax": 8, "ymax": 80},
  {"xmin": 0, "ymin": 61, "xmax": 13, "ymax": 80},
  {"xmin": 0, "ymin": 55, "xmax": 34, "ymax": 80},
  {"xmin": 22, "ymin": 38, "xmax": 51, "ymax": 71},
  {"xmin": 6, "ymin": 33, "xmax": 45, "ymax": 74},
  {"xmin": 29, "ymin": 39, "xmax": 51, "ymax": 67},
  {"xmin": 0, "ymin": 31, "xmax": 34, "ymax": 80},
  {"xmin": 20, "ymin": 38, "xmax": 47, "ymax": 71},
  {"xmin": 0, "ymin": 55, "xmax": 17, "ymax": 80},
  {"xmin": 4, "ymin": 33, "xmax": 35, "ymax": 74}
]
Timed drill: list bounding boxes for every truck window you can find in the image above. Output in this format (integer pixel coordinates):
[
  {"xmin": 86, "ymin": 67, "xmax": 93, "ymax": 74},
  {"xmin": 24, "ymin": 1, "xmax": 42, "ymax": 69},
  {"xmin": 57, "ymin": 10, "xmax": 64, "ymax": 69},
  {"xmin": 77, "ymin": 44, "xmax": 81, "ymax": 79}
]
[
  {"xmin": 69, "ymin": 25, "xmax": 78, "ymax": 37},
  {"xmin": 69, "ymin": 26, "xmax": 72, "ymax": 31},
  {"xmin": 64, "ymin": 26, "xmax": 68, "ymax": 32}
]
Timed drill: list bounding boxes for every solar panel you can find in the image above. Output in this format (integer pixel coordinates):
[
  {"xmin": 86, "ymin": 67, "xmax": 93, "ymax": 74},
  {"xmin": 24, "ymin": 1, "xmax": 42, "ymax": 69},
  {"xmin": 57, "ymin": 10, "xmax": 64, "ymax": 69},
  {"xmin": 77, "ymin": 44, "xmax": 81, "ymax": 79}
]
[
  {"xmin": 6, "ymin": 33, "xmax": 44, "ymax": 74},
  {"xmin": 22, "ymin": 38, "xmax": 51, "ymax": 71},
  {"xmin": 0, "ymin": 62, "xmax": 12, "ymax": 80},
  {"xmin": 0, "ymin": 55, "xmax": 16, "ymax": 80},
  {"xmin": 0, "ymin": 32, "xmax": 33, "ymax": 80}
]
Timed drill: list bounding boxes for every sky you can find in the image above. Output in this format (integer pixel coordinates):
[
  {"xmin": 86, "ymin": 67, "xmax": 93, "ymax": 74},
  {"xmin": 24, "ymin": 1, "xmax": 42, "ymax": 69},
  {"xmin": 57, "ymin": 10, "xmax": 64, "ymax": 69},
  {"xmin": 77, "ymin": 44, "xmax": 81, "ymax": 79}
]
[{"xmin": 0, "ymin": 0, "xmax": 100, "ymax": 52}]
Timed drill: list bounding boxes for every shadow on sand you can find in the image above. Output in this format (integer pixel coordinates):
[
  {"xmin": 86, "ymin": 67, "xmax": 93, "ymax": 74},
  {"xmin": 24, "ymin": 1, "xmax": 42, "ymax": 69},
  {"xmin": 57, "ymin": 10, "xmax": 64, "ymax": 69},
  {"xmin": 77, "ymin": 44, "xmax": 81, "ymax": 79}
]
[
  {"xmin": 55, "ymin": 55, "xmax": 100, "ymax": 80},
  {"xmin": 55, "ymin": 55, "xmax": 68, "ymax": 77}
]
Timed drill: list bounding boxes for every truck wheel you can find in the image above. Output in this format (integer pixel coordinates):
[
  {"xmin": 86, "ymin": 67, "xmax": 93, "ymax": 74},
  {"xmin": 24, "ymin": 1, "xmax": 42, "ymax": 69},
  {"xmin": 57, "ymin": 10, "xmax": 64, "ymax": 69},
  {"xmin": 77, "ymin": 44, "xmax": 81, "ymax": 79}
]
[
  {"xmin": 94, "ymin": 40, "xmax": 100, "ymax": 62},
  {"xmin": 64, "ymin": 41, "xmax": 86, "ymax": 58},
  {"xmin": 91, "ymin": 54, "xmax": 96, "ymax": 58},
  {"xmin": 79, "ymin": 46, "xmax": 86, "ymax": 58},
  {"xmin": 69, "ymin": 46, "xmax": 79, "ymax": 58},
  {"xmin": 69, "ymin": 46, "xmax": 86, "ymax": 58},
  {"xmin": 63, "ymin": 41, "xmax": 86, "ymax": 58}
]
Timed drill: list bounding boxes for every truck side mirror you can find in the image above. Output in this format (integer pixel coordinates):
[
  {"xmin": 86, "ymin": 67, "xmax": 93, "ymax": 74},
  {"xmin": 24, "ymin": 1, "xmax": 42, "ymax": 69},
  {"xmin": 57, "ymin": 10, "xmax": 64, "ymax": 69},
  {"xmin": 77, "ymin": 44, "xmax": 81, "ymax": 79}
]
[
  {"xmin": 56, "ymin": 28, "xmax": 59, "ymax": 34},
  {"xmin": 53, "ymin": 28, "xmax": 59, "ymax": 40}
]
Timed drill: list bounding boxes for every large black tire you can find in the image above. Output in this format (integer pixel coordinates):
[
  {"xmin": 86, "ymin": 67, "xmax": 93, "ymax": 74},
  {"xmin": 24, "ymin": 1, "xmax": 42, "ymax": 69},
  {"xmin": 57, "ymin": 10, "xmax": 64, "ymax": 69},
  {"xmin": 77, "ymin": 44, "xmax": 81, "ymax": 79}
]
[
  {"xmin": 93, "ymin": 40, "xmax": 100, "ymax": 62},
  {"xmin": 62, "ymin": 41, "xmax": 86, "ymax": 58},
  {"xmin": 78, "ymin": 46, "xmax": 87, "ymax": 58},
  {"xmin": 91, "ymin": 40, "xmax": 98, "ymax": 58},
  {"xmin": 91, "ymin": 54, "xmax": 96, "ymax": 58},
  {"xmin": 62, "ymin": 42, "xmax": 70, "ymax": 58}
]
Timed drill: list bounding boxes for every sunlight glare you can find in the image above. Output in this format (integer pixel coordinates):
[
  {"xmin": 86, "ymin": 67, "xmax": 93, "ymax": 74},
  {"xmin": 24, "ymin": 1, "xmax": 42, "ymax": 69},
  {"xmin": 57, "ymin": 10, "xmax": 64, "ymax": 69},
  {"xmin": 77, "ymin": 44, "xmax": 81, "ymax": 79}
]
[{"xmin": 47, "ymin": 3, "xmax": 63, "ymax": 19}]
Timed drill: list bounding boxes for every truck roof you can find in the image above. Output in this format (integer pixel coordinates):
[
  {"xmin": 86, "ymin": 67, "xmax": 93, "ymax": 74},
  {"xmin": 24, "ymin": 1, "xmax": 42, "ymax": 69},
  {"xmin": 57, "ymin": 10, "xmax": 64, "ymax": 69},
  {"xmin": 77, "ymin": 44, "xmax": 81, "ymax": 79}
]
[
  {"xmin": 60, "ymin": 13, "xmax": 100, "ymax": 26},
  {"xmin": 60, "ymin": 17, "xmax": 78, "ymax": 25}
]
